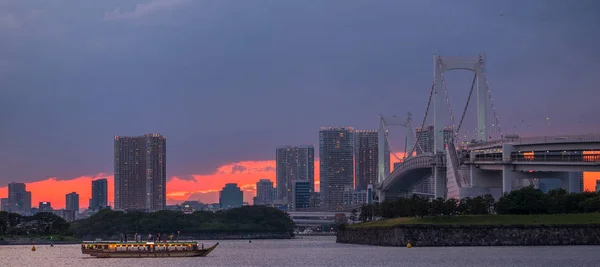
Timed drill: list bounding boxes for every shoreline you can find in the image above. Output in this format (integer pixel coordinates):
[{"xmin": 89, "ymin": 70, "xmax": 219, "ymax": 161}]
[{"xmin": 337, "ymin": 224, "xmax": 600, "ymax": 247}]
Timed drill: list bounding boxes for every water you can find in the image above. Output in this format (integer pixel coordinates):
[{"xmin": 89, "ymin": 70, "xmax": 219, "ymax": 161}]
[{"xmin": 1, "ymin": 236, "xmax": 599, "ymax": 267}]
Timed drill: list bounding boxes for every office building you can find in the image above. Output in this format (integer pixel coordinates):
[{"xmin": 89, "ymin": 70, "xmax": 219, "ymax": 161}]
[
  {"xmin": 254, "ymin": 179, "xmax": 275, "ymax": 205},
  {"xmin": 596, "ymin": 180, "xmax": 600, "ymax": 193},
  {"xmin": 276, "ymin": 145, "xmax": 314, "ymax": 206},
  {"xmin": 1, "ymin": 182, "xmax": 32, "ymax": 215},
  {"xmin": 65, "ymin": 192, "xmax": 79, "ymax": 213},
  {"xmin": 343, "ymin": 186, "xmax": 368, "ymax": 206},
  {"xmin": 219, "ymin": 183, "xmax": 243, "ymax": 209},
  {"xmin": 292, "ymin": 181, "xmax": 310, "ymax": 210},
  {"xmin": 89, "ymin": 178, "xmax": 108, "ymax": 210},
  {"xmin": 355, "ymin": 130, "xmax": 389, "ymax": 190},
  {"xmin": 319, "ymin": 127, "xmax": 355, "ymax": 209},
  {"xmin": 114, "ymin": 134, "xmax": 167, "ymax": 212}
]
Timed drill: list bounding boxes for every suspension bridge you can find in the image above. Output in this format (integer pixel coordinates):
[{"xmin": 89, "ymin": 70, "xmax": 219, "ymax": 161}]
[{"xmin": 377, "ymin": 54, "xmax": 600, "ymax": 202}]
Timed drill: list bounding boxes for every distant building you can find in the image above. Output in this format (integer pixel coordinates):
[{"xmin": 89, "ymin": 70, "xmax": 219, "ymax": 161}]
[
  {"xmin": 309, "ymin": 192, "xmax": 320, "ymax": 208},
  {"xmin": 1, "ymin": 182, "xmax": 32, "ymax": 215},
  {"xmin": 292, "ymin": 181, "xmax": 310, "ymax": 210},
  {"xmin": 254, "ymin": 179, "xmax": 275, "ymax": 205},
  {"xmin": 53, "ymin": 209, "xmax": 76, "ymax": 222},
  {"xmin": 89, "ymin": 178, "xmax": 108, "ymax": 211},
  {"xmin": 66, "ymin": 192, "xmax": 79, "ymax": 213},
  {"xmin": 342, "ymin": 186, "xmax": 367, "ymax": 206},
  {"xmin": 219, "ymin": 183, "xmax": 243, "ymax": 209},
  {"xmin": 276, "ymin": 145, "xmax": 314, "ymax": 206},
  {"xmin": 538, "ymin": 178, "xmax": 562, "ymax": 193},
  {"xmin": 320, "ymin": 127, "xmax": 355, "ymax": 209},
  {"xmin": 596, "ymin": 180, "xmax": 600, "ymax": 193},
  {"xmin": 355, "ymin": 130, "xmax": 389, "ymax": 190},
  {"xmin": 367, "ymin": 184, "xmax": 374, "ymax": 204},
  {"xmin": 181, "ymin": 201, "xmax": 204, "ymax": 213},
  {"xmin": 114, "ymin": 134, "xmax": 166, "ymax": 212},
  {"xmin": 39, "ymin": 202, "xmax": 53, "ymax": 212}
]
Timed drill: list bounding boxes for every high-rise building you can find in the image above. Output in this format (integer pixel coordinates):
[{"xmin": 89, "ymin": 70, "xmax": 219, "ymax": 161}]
[
  {"xmin": 3, "ymin": 182, "xmax": 32, "ymax": 215},
  {"xmin": 319, "ymin": 127, "xmax": 355, "ymax": 209},
  {"xmin": 596, "ymin": 180, "xmax": 600, "ymax": 193},
  {"xmin": 355, "ymin": 130, "xmax": 389, "ymax": 190},
  {"xmin": 415, "ymin": 126, "xmax": 454, "ymax": 155},
  {"xmin": 65, "ymin": 192, "xmax": 79, "ymax": 213},
  {"xmin": 276, "ymin": 145, "xmax": 314, "ymax": 206},
  {"xmin": 219, "ymin": 183, "xmax": 243, "ymax": 209},
  {"xmin": 292, "ymin": 181, "xmax": 310, "ymax": 210},
  {"xmin": 89, "ymin": 178, "xmax": 108, "ymax": 210},
  {"xmin": 254, "ymin": 179, "xmax": 275, "ymax": 205},
  {"xmin": 114, "ymin": 134, "xmax": 166, "ymax": 212}
]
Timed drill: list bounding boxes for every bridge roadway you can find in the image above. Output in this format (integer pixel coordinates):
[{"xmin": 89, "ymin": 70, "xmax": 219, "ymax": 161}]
[{"xmin": 379, "ymin": 134, "xmax": 600, "ymax": 201}]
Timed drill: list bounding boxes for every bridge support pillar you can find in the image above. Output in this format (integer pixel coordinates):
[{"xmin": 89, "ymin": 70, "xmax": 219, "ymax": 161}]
[
  {"xmin": 501, "ymin": 144, "xmax": 517, "ymax": 194},
  {"xmin": 434, "ymin": 166, "xmax": 446, "ymax": 199}
]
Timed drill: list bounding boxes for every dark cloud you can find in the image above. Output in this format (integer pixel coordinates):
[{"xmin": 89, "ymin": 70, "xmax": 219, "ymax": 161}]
[{"xmin": 1, "ymin": 0, "xmax": 599, "ymax": 185}]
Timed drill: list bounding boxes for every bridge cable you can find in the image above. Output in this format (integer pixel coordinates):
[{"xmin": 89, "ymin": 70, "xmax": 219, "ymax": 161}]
[
  {"xmin": 439, "ymin": 62, "xmax": 457, "ymax": 138},
  {"xmin": 481, "ymin": 66, "xmax": 502, "ymax": 139},
  {"xmin": 456, "ymin": 73, "xmax": 477, "ymax": 139},
  {"xmin": 406, "ymin": 82, "xmax": 435, "ymax": 158}
]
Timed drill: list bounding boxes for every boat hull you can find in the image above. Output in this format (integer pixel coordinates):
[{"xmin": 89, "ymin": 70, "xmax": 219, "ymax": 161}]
[{"xmin": 83, "ymin": 243, "xmax": 218, "ymax": 258}]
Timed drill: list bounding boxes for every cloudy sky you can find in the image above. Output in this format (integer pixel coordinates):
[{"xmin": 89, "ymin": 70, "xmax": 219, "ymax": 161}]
[{"xmin": 1, "ymin": 0, "xmax": 599, "ymax": 207}]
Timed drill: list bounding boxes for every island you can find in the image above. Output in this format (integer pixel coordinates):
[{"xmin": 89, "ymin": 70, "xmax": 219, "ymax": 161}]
[
  {"xmin": 337, "ymin": 186, "xmax": 600, "ymax": 246},
  {"xmin": 0, "ymin": 205, "xmax": 294, "ymax": 245}
]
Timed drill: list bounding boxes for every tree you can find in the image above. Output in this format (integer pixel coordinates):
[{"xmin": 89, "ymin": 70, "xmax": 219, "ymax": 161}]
[{"xmin": 350, "ymin": 209, "xmax": 357, "ymax": 223}]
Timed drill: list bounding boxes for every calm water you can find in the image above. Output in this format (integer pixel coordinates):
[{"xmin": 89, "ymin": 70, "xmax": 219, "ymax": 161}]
[{"xmin": 1, "ymin": 236, "xmax": 599, "ymax": 267}]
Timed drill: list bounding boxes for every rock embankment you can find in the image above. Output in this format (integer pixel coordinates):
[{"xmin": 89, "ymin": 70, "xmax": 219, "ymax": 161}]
[{"xmin": 337, "ymin": 224, "xmax": 600, "ymax": 246}]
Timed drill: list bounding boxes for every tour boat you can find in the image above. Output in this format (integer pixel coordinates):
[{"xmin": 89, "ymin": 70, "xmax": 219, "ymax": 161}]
[{"xmin": 81, "ymin": 241, "xmax": 218, "ymax": 258}]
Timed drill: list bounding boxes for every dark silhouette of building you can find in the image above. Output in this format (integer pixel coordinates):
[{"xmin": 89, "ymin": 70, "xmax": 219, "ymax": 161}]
[
  {"xmin": 65, "ymin": 192, "xmax": 79, "ymax": 213},
  {"xmin": 114, "ymin": 134, "xmax": 166, "ymax": 212},
  {"xmin": 219, "ymin": 183, "xmax": 243, "ymax": 209},
  {"xmin": 253, "ymin": 179, "xmax": 275, "ymax": 205},
  {"xmin": 355, "ymin": 130, "xmax": 389, "ymax": 191},
  {"xmin": 0, "ymin": 182, "xmax": 32, "ymax": 215},
  {"xmin": 276, "ymin": 145, "xmax": 314, "ymax": 206},
  {"xmin": 89, "ymin": 178, "xmax": 108, "ymax": 210},
  {"xmin": 319, "ymin": 127, "xmax": 354, "ymax": 209}
]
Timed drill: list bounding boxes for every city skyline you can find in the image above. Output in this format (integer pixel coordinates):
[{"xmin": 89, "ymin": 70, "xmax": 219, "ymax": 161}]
[{"xmin": 1, "ymin": 1, "xmax": 600, "ymax": 208}]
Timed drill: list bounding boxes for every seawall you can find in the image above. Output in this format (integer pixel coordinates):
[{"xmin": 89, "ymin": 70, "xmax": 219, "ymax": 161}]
[{"xmin": 337, "ymin": 224, "xmax": 600, "ymax": 246}]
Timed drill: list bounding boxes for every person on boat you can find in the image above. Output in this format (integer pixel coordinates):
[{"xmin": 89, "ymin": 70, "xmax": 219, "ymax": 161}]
[
  {"xmin": 148, "ymin": 233, "xmax": 152, "ymax": 242},
  {"xmin": 169, "ymin": 233, "xmax": 174, "ymax": 241},
  {"xmin": 157, "ymin": 233, "xmax": 161, "ymax": 242}
]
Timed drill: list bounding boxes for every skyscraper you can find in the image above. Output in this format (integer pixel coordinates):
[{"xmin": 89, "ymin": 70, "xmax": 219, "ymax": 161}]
[
  {"xmin": 220, "ymin": 183, "xmax": 243, "ymax": 209},
  {"xmin": 114, "ymin": 134, "xmax": 166, "ymax": 212},
  {"xmin": 2, "ymin": 182, "xmax": 32, "ymax": 215},
  {"xmin": 319, "ymin": 127, "xmax": 355, "ymax": 209},
  {"xmin": 355, "ymin": 130, "xmax": 389, "ymax": 190},
  {"xmin": 65, "ymin": 192, "xmax": 79, "ymax": 212},
  {"xmin": 276, "ymin": 145, "xmax": 314, "ymax": 206},
  {"xmin": 254, "ymin": 179, "xmax": 275, "ymax": 205},
  {"xmin": 89, "ymin": 178, "xmax": 108, "ymax": 210}
]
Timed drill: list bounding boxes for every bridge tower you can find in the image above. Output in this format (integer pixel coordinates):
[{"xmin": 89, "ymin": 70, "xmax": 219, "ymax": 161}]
[
  {"xmin": 377, "ymin": 113, "xmax": 415, "ymax": 185},
  {"xmin": 432, "ymin": 54, "xmax": 491, "ymax": 198}
]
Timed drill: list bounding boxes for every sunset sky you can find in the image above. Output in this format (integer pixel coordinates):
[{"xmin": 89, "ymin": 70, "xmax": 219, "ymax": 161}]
[{"xmin": 1, "ymin": 1, "xmax": 599, "ymax": 209}]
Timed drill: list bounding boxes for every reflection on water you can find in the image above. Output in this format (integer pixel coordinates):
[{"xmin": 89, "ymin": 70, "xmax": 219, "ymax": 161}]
[{"xmin": 1, "ymin": 236, "xmax": 599, "ymax": 267}]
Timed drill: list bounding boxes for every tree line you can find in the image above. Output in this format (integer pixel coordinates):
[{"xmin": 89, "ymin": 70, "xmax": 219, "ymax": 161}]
[
  {"xmin": 1, "ymin": 206, "xmax": 294, "ymax": 238},
  {"xmin": 357, "ymin": 186, "xmax": 600, "ymax": 222}
]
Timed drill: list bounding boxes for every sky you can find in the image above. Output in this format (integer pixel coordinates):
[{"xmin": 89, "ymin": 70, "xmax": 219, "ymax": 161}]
[{"xmin": 1, "ymin": 0, "xmax": 599, "ymax": 209}]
